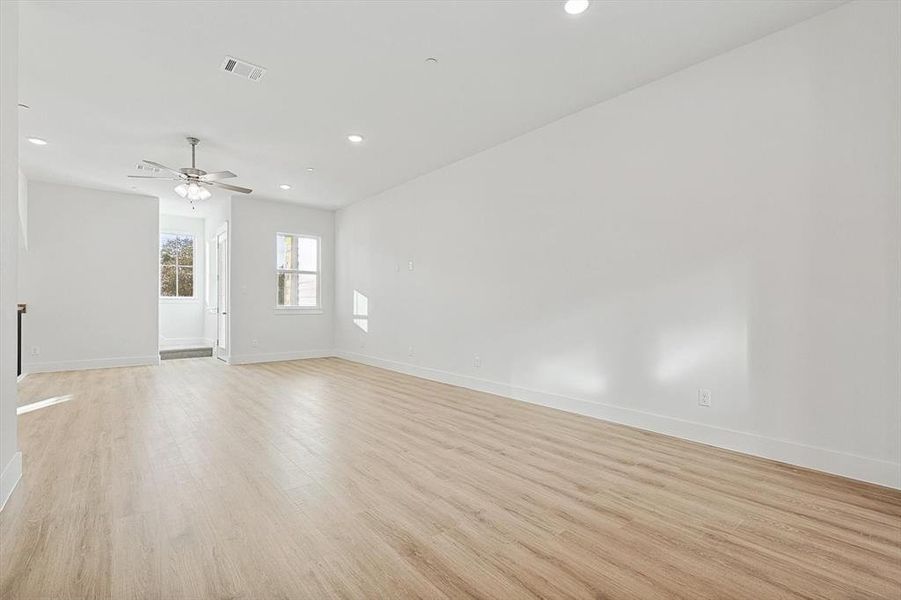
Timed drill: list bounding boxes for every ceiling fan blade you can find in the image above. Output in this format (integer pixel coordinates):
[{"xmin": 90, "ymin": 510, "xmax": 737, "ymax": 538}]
[
  {"xmin": 200, "ymin": 170, "xmax": 236, "ymax": 181},
  {"xmin": 127, "ymin": 175, "xmax": 183, "ymax": 180},
  {"xmin": 210, "ymin": 181, "xmax": 252, "ymax": 194},
  {"xmin": 141, "ymin": 160, "xmax": 185, "ymax": 177}
]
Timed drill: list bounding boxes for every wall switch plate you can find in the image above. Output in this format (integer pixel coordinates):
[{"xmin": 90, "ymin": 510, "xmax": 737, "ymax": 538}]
[
  {"xmin": 698, "ymin": 388, "xmax": 712, "ymax": 407},
  {"xmin": 473, "ymin": 355, "xmax": 481, "ymax": 368}
]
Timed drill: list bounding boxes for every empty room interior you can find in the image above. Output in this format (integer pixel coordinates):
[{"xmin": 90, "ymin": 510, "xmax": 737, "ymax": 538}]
[{"xmin": 1, "ymin": 1, "xmax": 900, "ymax": 598}]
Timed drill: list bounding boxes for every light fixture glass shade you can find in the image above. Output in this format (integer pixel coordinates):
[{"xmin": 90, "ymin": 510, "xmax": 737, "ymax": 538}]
[
  {"xmin": 175, "ymin": 181, "xmax": 211, "ymax": 201},
  {"xmin": 187, "ymin": 183, "xmax": 200, "ymax": 199}
]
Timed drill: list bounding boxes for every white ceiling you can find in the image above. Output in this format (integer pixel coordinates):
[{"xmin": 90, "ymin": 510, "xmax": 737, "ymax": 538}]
[{"xmin": 18, "ymin": 0, "xmax": 843, "ymax": 210}]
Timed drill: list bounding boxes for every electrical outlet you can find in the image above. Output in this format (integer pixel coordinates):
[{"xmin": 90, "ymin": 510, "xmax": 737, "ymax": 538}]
[
  {"xmin": 698, "ymin": 388, "xmax": 712, "ymax": 407},
  {"xmin": 408, "ymin": 345, "xmax": 415, "ymax": 357},
  {"xmin": 30, "ymin": 346, "xmax": 40, "ymax": 356},
  {"xmin": 251, "ymin": 338, "xmax": 259, "ymax": 348},
  {"xmin": 407, "ymin": 260, "xmax": 414, "ymax": 271},
  {"xmin": 473, "ymin": 354, "xmax": 481, "ymax": 368}
]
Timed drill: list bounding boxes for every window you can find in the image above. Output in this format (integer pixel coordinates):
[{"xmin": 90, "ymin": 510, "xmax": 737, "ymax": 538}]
[
  {"xmin": 276, "ymin": 233, "xmax": 320, "ymax": 309},
  {"xmin": 160, "ymin": 233, "xmax": 194, "ymax": 298}
]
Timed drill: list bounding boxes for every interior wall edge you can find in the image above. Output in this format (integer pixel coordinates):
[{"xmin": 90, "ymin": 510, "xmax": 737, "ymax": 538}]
[{"xmin": 335, "ymin": 350, "xmax": 901, "ymax": 490}]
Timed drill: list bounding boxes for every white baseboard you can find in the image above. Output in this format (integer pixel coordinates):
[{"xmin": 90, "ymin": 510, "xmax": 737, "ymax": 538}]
[
  {"xmin": 229, "ymin": 349, "xmax": 334, "ymax": 365},
  {"xmin": 23, "ymin": 355, "xmax": 160, "ymax": 374},
  {"xmin": 0, "ymin": 452, "xmax": 22, "ymax": 511},
  {"xmin": 159, "ymin": 337, "xmax": 214, "ymax": 350},
  {"xmin": 335, "ymin": 350, "xmax": 901, "ymax": 490}
]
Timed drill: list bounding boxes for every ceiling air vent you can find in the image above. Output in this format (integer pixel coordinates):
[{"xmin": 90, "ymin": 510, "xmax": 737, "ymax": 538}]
[{"xmin": 220, "ymin": 56, "xmax": 266, "ymax": 82}]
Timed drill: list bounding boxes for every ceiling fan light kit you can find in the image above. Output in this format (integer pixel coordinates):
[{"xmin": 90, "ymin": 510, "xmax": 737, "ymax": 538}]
[
  {"xmin": 127, "ymin": 136, "xmax": 252, "ymax": 204},
  {"xmin": 175, "ymin": 182, "xmax": 212, "ymax": 201}
]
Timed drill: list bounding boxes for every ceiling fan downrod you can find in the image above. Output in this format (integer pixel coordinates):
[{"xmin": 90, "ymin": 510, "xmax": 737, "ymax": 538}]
[{"xmin": 187, "ymin": 136, "xmax": 199, "ymax": 170}]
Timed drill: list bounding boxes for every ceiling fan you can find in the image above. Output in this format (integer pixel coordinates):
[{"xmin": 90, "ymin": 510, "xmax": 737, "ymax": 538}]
[{"xmin": 129, "ymin": 136, "xmax": 252, "ymax": 201}]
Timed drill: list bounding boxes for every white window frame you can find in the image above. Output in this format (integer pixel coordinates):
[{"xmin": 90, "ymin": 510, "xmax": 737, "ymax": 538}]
[
  {"xmin": 160, "ymin": 231, "xmax": 197, "ymax": 302},
  {"xmin": 275, "ymin": 232, "xmax": 322, "ymax": 314}
]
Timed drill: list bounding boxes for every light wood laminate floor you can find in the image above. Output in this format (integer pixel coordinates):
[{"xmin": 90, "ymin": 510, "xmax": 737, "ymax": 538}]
[{"xmin": 2, "ymin": 358, "xmax": 899, "ymax": 599}]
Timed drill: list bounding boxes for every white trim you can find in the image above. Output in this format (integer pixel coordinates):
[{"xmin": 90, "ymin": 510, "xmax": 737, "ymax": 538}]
[
  {"xmin": 335, "ymin": 350, "xmax": 901, "ymax": 490},
  {"xmin": 273, "ymin": 308, "xmax": 324, "ymax": 315},
  {"xmin": 159, "ymin": 336, "xmax": 214, "ymax": 350},
  {"xmin": 0, "ymin": 452, "xmax": 23, "ymax": 512},
  {"xmin": 23, "ymin": 355, "xmax": 160, "ymax": 374},
  {"xmin": 16, "ymin": 372, "xmax": 27, "ymax": 383},
  {"xmin": 216, "ymin": 222, "xmax": 229, "ymax": 362},
  {"xmin": 229, "ymin": 349, "xmax": 333, "ymax": 365},
  {"xmin": 159, "ymin": 297, "xmax": 201, "ymax": 304}
]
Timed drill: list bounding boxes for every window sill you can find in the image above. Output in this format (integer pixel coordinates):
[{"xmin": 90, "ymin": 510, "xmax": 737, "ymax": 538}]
[
  {"xmin": 160, "ymin": 297, "xmax": 200, "ymax": 304},
  {"xmin": 273, "ymin": 307, "xmax": 323, "ymax": 315}
]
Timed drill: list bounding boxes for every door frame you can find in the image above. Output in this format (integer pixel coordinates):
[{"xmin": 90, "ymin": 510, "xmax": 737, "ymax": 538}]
[{"xmin": 215, "ymin": 222, "xmax": 229, "ymax": 362}]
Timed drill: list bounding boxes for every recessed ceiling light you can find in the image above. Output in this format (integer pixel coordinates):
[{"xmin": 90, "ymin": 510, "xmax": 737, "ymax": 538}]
[
  {"xmin": 27, "ymin": 137, "xmax": 47, "ymax": 146},
  {"xmin": 347, "ymin": 134, "xmax": 364, "ymax": 143},
  {"xmin": 17, "ymin": 103, "xmax": 30, "ymax": 109},
  {"xmin": 306, "ymin": 167, "xmax": 314, "ymax": 172},
  {"xmin": 425, "ymin": 57, "xmax": 438, "ymax": 64},
  {"xmin": 279, "ymin": 184, "xmax": 292, "ymax": 190},
  {"xmin": 564, "ymin": 0, "xmax": 589, "ymax": 15}
]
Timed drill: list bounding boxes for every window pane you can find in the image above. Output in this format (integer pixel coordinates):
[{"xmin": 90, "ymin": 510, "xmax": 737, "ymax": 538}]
[
  {"xmin": 160, "ymin": 234, "xmax": 177, "ymax": 265},
  {"xmin": 299, "ymin": 237, "xmax": 318, "ymax": 272},
  {"xmin": 297, "ymin": 273, "xmax": 318, "ymax": 307},
  {"xmin": 177, "ymin": 236, "xmax": 193, "ymax": 266},
  {"xmin": 178, "ymin": 267, "xmax": 193, "ymax": 297},
  {"xmin": 276, "ymin": 234, "xmax": 294, "ymax": 270},
  {"xmin": 161, "ymin": 265, "xmax": 177, "ymax": 296},
  {"xmin": 277, "ymin": 272, "xmax": 295, "ymax": 306}
]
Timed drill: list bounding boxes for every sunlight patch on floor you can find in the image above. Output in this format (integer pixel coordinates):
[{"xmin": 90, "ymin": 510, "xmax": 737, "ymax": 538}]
[{"xmin": 17, "ymin": 394, "xmax": 74, "ymax": 415}]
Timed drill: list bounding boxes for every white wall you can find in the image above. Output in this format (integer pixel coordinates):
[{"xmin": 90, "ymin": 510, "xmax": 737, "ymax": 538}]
[
  {"xmin": 19, "ymin": 182, "xmax": 160, "ymax": 372},
  {"xmin": 159, "ymin": 214, "xmax": 207, "ymax": 349},
  {"xmin": 0, "ymin": 0, "xmax": 21, "ymax": 509},
  {"xmin": 230, "ymin": 197, "xmax": 334, "ymax": 364},
  {"xmin": 335, "ymin": 1, "xmax": 901, "ymax": 487}
]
